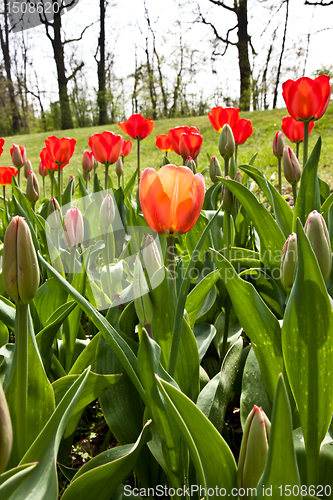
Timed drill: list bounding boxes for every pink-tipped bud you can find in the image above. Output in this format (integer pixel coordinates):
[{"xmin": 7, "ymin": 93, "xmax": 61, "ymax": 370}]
[
  {"xmin": 304, "ymin": 210, "xmax": 332, "ymax": 281},
  {"xmin": 209, "ymin": 156, "xmax": 222, "ymax": 183},
  {"xmin": 67, "ymin": 174, "xmax": 75, "ymax": 195},
  {"xmin": 63, "ymin": 207, "xmax": 84, "ymax": 249},
  {"xmin": 237, "ymin": 405, "xmax": 270, "ymax": 495},
  {"xmin": 234, "ymin": 171, "xmax": 242, "ymax": 184},
  {"xmin": 47, "ymin": 197, "xmax": 62, "ymax": 230},
  {"xmin": 282, "ymin": 146, "xmax": 301, "ymax": 185},
  {"xmin": 26, "ymin": 170, "xmax": 39, "ymax": 202},
  {"xmin": 24, "ymin": 159, "xmax": 32, "ymax": 179},
  {"xmin": 100, "ymin": 194, "xmax": 115, "ymax": 226},
  {"xmin": 280, "ymin": 233, "xmax": 297, "ymax": 291},
  {"xmin": 82, "ymin": 150, "xmax": 94, "ymax": 172},
  {"xmin": 38, "ymin": 160, "xmax": 48, "ymax": 177},
  {"xmin": 185, "ymin": 156, "xmax": 197, "ymax": 174},
  {"xmin": 142, "ymin": 234, "xmax": 162, "ymax": 279},
  {"xmin": 273, "ymin": 131, "xmax": 285, "ymax": 158},
  {"xmin": 2, "ymin": 216, "xmax": 40, "ymax": 303},
  {"xmin": 10, "ymin": 144, "xmax": 26, "ymax": 168}
]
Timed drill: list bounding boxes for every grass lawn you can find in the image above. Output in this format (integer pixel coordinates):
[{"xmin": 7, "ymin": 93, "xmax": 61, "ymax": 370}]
[{"xmin": 1, "ymin": 103, "xmax": 333, "ymax": 199}]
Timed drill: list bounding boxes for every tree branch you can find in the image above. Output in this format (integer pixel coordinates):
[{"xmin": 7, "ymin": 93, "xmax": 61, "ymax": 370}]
[
  {"xmin": 67, "ymin": 61, "xmax": 84, "ymax": 81},
  {"xmin": 305, "ymin": 0, "xmax": 333, "ymax": 5},
  {"xmin": 63, "ymin": 22, "xmax": 95, "ymax": 44},
  {"xmin": 208, "ymin": 0, "xmax": 235, "ymax": 12}
]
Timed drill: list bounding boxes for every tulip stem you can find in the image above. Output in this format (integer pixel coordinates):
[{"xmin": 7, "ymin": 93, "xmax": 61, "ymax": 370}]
[
  {"xmin": 167, "ymin": 235, "xmax": 177, "ymax": 291},
  {"xmin": 225, "ymin": 211, "xmax": 231, "ymax": 263},
  {"xmin": 118, "ymin": 176, "xmax": 121, "ymax": 189},
  {"xmin": 224, "ymin": 157, "xmax": 229, "ymax": 177},
  {"xmin": 69, "ymin": 248, "xmax": 76, "ymax": 283},
  {"xmin": 296, "ymin": 142, "xmax": 300, "ymax": 160},
  {"xmin": 3, "ymin": 185, "xmax": 5, "ymax": 207},
  {"xmin": 292, "ymin": 183, "xmax": 298, "ymax": 205},
  {"xmin": 17, "ymin": 168, "xmax": 21, "ymax": 187},
  {"xmin": 137, "ymin": 138, "xmax": 141, "ymax": 184},
  {"xmin": 105, "ymin": 163, "xmax": 109, "ymax": 191},
  {"xmin": 278, "ymin": 157, "xmax": 282, "ymax": 194},
  {"xmin": 57, "ymin": 164, "xmax": 62, "ymax": 207},
  {"xmin": 16, "ymin": 302, "xmax": 29, "ymax": 460},
  {"xmin": 104, "ymin": 229, "xmax": 112, "ymax": 300},
  {"xmin": 235, "ymin": 144, "xmax": 238, "ymax": 167},
  {"xmin": 43, "ymin": 177, "xmax": 45, "ymax": 198},
  {"xmin": 303, "ymin": 121, "xmax": 309, "ymax": 169},
  {"xmin": 222, "ymin": 296, "xmax": 231, "ymax": 359},
  {"xmin": 50, "ymin": 171, "xmax": 54, "ymax": 197}
]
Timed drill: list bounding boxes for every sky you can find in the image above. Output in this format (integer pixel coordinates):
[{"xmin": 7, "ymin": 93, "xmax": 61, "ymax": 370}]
[{"xmin": 11, "ymin": 0, "xmax": 333, "ymax": 114}]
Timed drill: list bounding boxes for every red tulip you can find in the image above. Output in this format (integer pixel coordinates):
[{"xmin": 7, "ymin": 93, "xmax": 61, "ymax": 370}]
[
  {"xmin": 45, "ymin": 136, "xmax": 76, "ymax": 166},
  {"xmin": 118, "ymin": 113, "xmax": 154, "ymax": 140},
  {"xmin": 232, "ymin": 118, "xmax": 253, "ymax": 145},
  {"xmin": 0, "ymin": 166, "xmax": 18, "ymax": 186},
  {"xmin": 168, "ymin": 126, "xmax": 199, "ymax": 155},
  {"xmin": 121, "ymin": 140, "xmax": 132, "ymax": 157},
  {"xmin": 82, "ymin": 150, "xmax": 94, "ymax": 171},
  {"xmin": 40, "ymin": 147, "xmax": 59, "ymax": 171},
  {"xmin": 179, "ymin": 132, "xmax": 203, "ymax": 161},
  {"xmin": 281, "ymin": 116, "xmax": 314, "ymax": 143},
  {"xmin": 139, "ymin": 164, "xmax": 205, "ymax": 236},
  {"xmin": 208, "ymin": 107, "xmax": 240, "ymax": 132},
  {"xmin": 38, "ymin": 160, "xmax": 48, "ymax": 177},
  {"xmin": 0, "ymin": 138, "xmax": 4, "ymax": 157},
  {"xmin": 282, "ymin": 75, "xmax": 331, "ymax": 122},
  {"xmin": 156, "ymin": 134, "xmax": 173, "ymax": 153},
  {"xmin": 10, "ymin": 144, "xmax": 26, "ymax": 168},
  {"xmin": 88, "ymin": 131, "xmax": 124, "ymax": 165}
]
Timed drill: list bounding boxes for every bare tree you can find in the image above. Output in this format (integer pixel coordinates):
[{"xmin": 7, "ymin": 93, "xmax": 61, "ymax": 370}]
[
  {"xmin": 95, "ymin": 0, "xmax": 107, "ymax": 125},
  {"xmin": 272, "ymin": 0, "xmax": 289, "ymax": 108},
  {"xmin": 196, "ymin": 0, "xmax": 254, "ymax": 111},
  {"xmin": 305, "ymin": 1, "xmax": 333, "ymax": 5}
]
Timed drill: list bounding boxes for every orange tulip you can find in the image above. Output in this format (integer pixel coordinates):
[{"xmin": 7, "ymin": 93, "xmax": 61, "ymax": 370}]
[
  {"xmin": 139, "ymin": 164, "xmax": 205, "ymax": 236},
  {"xmin": 118, "ymin": 114, "xmax": 154, "ymax": 140},
  {"xmin": 0, "ymin": 166, "xmax": 18, "ymax": 186},
  {"xmin": 0, "ymin": 138, "xmax": 4, "ymax": 157},
  {"xmin": 156, "ymin": 134, "xmax": 173, "ymax": 153},
  {"xmin": 281, "ymin": 116, "xmax": 314, "ymax": 143},
  {"xmin": 179, "ymin": 132, "xmax": 203, "ymax": 161},
  {"xmin": 45, "ymin": 136, "xmax": 76, "ymax": 166},
  {"xmin": 232, "ymin": 118, "xmax": 253, "ymax": 145},
  {"xmin": 282, "ymin": 75, "xmax": 331, "ymax": 122},
  {"xmin": 88, "ymin": 131, "xmax": 124, "ymax": 165},
  {"xmin": 121, "ymin": 139, "xmax": 132, "ymax": 157},
  {"xmin": 208, "ymin": 107, "xmax": 240, "ymax": 132},
  {"xmin": 168, "ymin": 126, "xmax": 199, "ymax": 155}
]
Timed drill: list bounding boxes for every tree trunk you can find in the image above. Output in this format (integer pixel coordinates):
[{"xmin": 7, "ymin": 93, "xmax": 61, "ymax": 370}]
[
  {"xmin": 51, "ymin": 12, "xmax": 73, "ymax": 130},
  {"xmin": 0, "ymin": 1, "xmax": 20, "ymax": 133},
  {"xmin": 97, "ymin": 0, "xmax": 107, "ymax": 125},
  {"xmin": 236, "ymin": 0, "xmax": 251, "ymax": 111},
  {"xmin": 273, "ymin": 0, "xmax": 289, "ymax": 109},
  {"xmin": 145, "ymin": 37, "xmax": 157, "ymax": 119}
]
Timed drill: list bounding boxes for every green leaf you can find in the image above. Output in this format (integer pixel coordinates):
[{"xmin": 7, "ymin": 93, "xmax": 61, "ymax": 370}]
[
  {"xmin": 282, "ymin": 220, "xmax": 333, "ymax": 477},
  {"xmin": 34, "ymin": 278, "xmax": 68, "ymax": 328},
  {"xmin": 254, "ymin": 375, "xmax": 301, "ymax": 499},
  {"xmin": 38, "ymin": 252, "xmax": 146, "ymax": 404},
  {"xmin": 156, "ymin": 375, "xmax": 237, "ymax": 498},
  {"xmin": 193, "ymin": 323, "xmax": 216, "ymax": 362},
  {"xmin": 0, "ymin": 297, "xmax": 15, "ymax": 330},
  {"xmin": 185, "ymin": 269, "xmax": 220, "ymax": 328},
  {"xmin": 0, "ymin": 464, "xmax": 38, "ymax": 499},
  {"xmin": 240, "ymin": 347, "xmax": 271, "ymax": 429},
  {"xmin": 60, "ymin": 420, "xmax": 151, "ymax": 500},
  {"xmin": 212, "ymin": 249, "xmax": 284, "ymax": 404},
  {"xmin": 197, "ymin": 338, "xmax": 243, "ymax": 433},
  {"xmin": 293, "ymin": 137, "xmax": 321, "ymax": 231},
  {"xmin": 220, "ymin": 178, "xmax": 285, "ymax": 271}
]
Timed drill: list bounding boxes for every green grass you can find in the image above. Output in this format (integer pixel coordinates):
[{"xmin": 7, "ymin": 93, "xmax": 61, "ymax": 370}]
[{"xmin": 2, "ymin": 103, "xmax": 333, "ymax": 199}]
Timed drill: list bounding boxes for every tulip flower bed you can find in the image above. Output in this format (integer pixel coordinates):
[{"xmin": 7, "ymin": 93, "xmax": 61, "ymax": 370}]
[{"xmin": 0, "ymin": 76, "xmax": 333, "ymax": 500}]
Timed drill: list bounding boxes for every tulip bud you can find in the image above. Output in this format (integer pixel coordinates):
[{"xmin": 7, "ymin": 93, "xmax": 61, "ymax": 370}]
[
  {"xmin": 82, "ymin": 150, "xmax": 94, "ymax": 172},
  {"xmin": 83, "ymin": 169, "xmax": 91, "ymax": 183},
  {"xmin": 115, "ymin": 158, "xmax": 124, "ymax": 177},
  {"xmin": 11, "ymin": 144, "xmax": 26, "ymax": 168},
  {"xmin": 93, "ymin": 156, "xmax": 98, "ymax": 171},
  {"xmin": 67, "ymin": 174, "xmax": 75, "ymax": 195},
  {"xmin": 238, "ymin": 405, "xmax": 270, "ymax": 495},
  {"xmin": 282, "ymin": 146, "xmax": 301, "ymax": 185},
  {"xmin": 38, "ymin": 160, "xmax": 48, "ymax": 177},
  {"xmin": 133, "ymin": 257, "xmax": 153, "ymax": 326},
  {"xmin": 209, "ymin": 156, "xmax": 222, "ymax": 183},
  {"xmin": 47, "ymin": 197, "xmax": 62, "ymax": 230},
  {"xmin": 222, "ymin": 176, "xmax": 234, "ymax": 212},
  {"xmin": 142, "ymin": 234, "xmax": 162, "ymax": 279},
  {"xmin": 63, "ymin": 207, "xmax": 84, "ymax": 249},
  {"xmin": 2, "ymin": 216, "xmax": 40, "ymax": 303},
  {"xmin": 280, "ymin": 233, "xmax": 297, "ymax": 291},
  {"xmin": 219, "ymin": 124, "xmax": 235, "ymax": 159},
  {"xmin": 185, "ymin": 157, "xmax": 197, "ymax": 174},
  {"xmin": 26, "ymin": 170, "xmax": 39, "ymax": 202},
  {"xmin": 24, "ymin": 159, "xmax": 32, "ymax": 179},
  {"xmin": 100, "ymin": 194, "xmax": 115, "ymax": 226},
  {"xmin": 234, "ymin": 171, "xmax": 242, "ymax": 184},
  {"xmin": 0, "ymin": 384, "xmax": 12, "ymax": 474},
  {"xmin": 273, "ymin": 131, "xmax": 285, "ymax": 159},
  {"xmin": 304, "ymin": 210, "xmax": 332, "ymax": 281}
]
